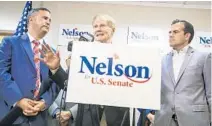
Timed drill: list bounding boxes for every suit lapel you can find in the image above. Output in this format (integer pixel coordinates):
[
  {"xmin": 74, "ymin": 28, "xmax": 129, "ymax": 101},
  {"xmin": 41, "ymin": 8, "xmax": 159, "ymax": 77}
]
[
  {"xmin": 175, "ymin": 47, "xmax": 194, "ymax": 86},
  {"xmin": 40, "ymin": 60, "xmax": 48, "ymax": 81},
  {"xmin": 20, "ymin": 34, "xmax": 36, "ymax": 70},
  {"xmin": 166, "ymin": 52, "xmax": 176, "ymax": 85}
]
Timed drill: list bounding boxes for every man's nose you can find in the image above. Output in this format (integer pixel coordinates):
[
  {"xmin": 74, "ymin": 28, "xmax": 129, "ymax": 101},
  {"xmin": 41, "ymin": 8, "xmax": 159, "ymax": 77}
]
[
  {"xmin": 169, "ymin": 32, "xmax": 174, "ymax": 37},
  {"xmin": 46, "ymin": 19, "xmax": 51, "ymax": 26},
  {"xmin": 95, "ymin": 26, "xmax": 101, "ymax": 31}
]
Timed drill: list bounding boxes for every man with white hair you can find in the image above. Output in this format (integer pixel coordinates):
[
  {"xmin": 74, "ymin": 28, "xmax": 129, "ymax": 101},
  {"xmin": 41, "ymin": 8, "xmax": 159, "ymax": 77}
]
[
  {"xmin": 92, "ymin": 14, "xmax": 130, "ymax": 126},
  {"xmin": 38, "ymin": 14, "xmax": 130, "ymax": 126}
]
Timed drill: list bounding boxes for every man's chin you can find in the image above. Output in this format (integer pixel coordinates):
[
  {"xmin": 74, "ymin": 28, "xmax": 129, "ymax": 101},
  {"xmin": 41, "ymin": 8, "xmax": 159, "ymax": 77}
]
[
  {"xmin": 95, "ymin": 38, "xmax": 106, "ymax": 42},
  {"xmin": 169, "ymin": 44, "xmax": 175, "ymax": 48},
  {"xmin": 39, "ymin": 30, "xmax": 48, "ymax": 37},
  {"xmin": 169, "ymin": 42, "xmax": 174, "ymax": 47},
  {"xmin": 42, "ymin": 29, "xmax": 49, "ymax": 34}
]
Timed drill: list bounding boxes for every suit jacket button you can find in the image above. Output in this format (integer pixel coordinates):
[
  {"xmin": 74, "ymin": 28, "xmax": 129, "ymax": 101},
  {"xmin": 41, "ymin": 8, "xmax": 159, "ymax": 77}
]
[{"xmin": 171, "ymin": 107, "xmax": 175, "ymax": 111}]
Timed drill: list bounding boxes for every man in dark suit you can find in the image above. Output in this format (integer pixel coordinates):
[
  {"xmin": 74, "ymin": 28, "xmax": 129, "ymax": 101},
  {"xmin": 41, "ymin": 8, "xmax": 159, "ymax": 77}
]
[
  {"xmin": 0, "ymin": 8, "xmax": 58, "ymax": 126},
  {"xmin": 38, "ymin": 14, "xmax": 130, "ymax": 126},
  {"xmin": 92, "ymin": 14, "xmax": 130, "ymax": 126},
  {"xmin": 48, "ymin": 55, "xmax": 78, "ymax": 126}
]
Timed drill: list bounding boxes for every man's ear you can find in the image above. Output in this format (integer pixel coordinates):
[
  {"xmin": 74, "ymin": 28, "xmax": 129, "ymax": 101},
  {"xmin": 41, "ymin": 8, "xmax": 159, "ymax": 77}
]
[
  {"xmin": 185, "ymin": 32, "xmax": 191, "ymax": 41},
  {"xmin": 113, "ymin": 28, "xmax": 115, "ymax": 33}
]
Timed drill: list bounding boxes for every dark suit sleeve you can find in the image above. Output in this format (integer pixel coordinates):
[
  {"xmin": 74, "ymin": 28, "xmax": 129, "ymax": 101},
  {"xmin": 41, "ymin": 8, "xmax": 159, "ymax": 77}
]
[
  {"xmin": 0, "ymin": 37, "xmax": 23, "ymax": 108},
  {"xmin": 39, "ymin": 78, "xmax": 58, "ymax": 108},
  {"xmin": 49, "ymin": 66, "xmax": 68, "ymax": 89}
]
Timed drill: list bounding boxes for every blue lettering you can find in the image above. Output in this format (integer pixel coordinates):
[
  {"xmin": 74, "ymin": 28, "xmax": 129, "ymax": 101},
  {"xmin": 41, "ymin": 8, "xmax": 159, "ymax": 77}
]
[
  {"xmin": 106, "ymin": 58, "xmax": 113, "ymax": 76},
  {"xmin": 137, "ymin": 66, "xmax": 150, "ymax": 78},
  {"xmin": 96, "ymin": 62, "xmax": 106, "ymax": 75},
  {"xmin": 61, "ymin": 29, "xmax": 89, "ymax": 36},
  {"xmin": 200, "ymin": 37, "xmax": 212, "ymax": 44},
  {"xmin": 79, "ymin": 56, "xmax": 150, "ymax": 79},
  {"xmin": 79, "ymin": 32, "xmax": 83, "ymax": 36},
  {"xmin": 62, "ymin": 29, "xmax": 69, "ymax": 35},
  {"xmin": 125, "ymin": 65, "xmax": 136, "ymax": 77},
  {"xmin": 79, "ymin": 56, "xmax": 97, "ymax": 74},
  {"xmin": 73, "ymin": 29, "xmax": 76, "ymax": 36},
  {"xmin": 114, "ymin": 64, "xmax": 123, "ymax": 76}
]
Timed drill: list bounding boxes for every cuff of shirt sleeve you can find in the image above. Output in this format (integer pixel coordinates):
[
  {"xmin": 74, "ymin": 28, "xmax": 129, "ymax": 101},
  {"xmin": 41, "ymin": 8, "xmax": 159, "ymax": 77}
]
[
  {"xmin": 69, "ymin": 104, "xmax": 78, "ymax": 120},
  {"xmin": 40, "ymin": 99, "xmax": 46, "ymax": 111},
  {"xmin": 52, "ymin": 108, "xmax": 60, "ymax": 118},
  {"xmin": 50, "ymin": 67, "xmax": 60, "ymax": 75},
  {"xmin": 13, "ymin": 102, "xmax": 17, "ymax": 107}
]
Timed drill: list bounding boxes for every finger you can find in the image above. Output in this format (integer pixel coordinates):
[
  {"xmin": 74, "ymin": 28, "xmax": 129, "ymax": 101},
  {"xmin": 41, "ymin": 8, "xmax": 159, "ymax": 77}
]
[
  {"xmin": 56, "ymin": 114, "xmax": 60, "ymax": 119},
  {"xmin": 39, "ymin": 49, "xmax": 46, "ymax": 59},
  {"xmin": 62, "ymin": 117, "xmax": 68, "ymax": 121},
  {"xmin": 41, "ymin": 44, "xmax": 48, "ymax": 53},
  {"xmin": 27, "ymin": 111, "xmax": 38, "ymax": 116},
  {"xmin": 56, "ymin": 51, "xmax": 60, "ymax": 58},
  {"xmin": 23, "ymin": 109, "xmax": 33, "ymax": 114},
  {"xmin": 34, "ymin": 100, "xmax": 45, "ymax": 109},
  {"xmin": 58, "ymin": 117, "xmax": 64, "ymax": 122},
  {"xmin": 32, "ymin": 100, "xmax": 41, "ymax": 104},
  {"xmin": 23, "ymin": 111, "xmax": 29, "ymax": 116},
  {"xmin": 59, "ymin": 117, "xmax": 65, "ymax": 123},
  {"xmin": 61, "ymin": 120, "xmax": 65, "ymax": 123},
  {"xmin": 56, "ymin": 112, "xmax": 60, "ymax": 116},
  {"xmin": 24, "ymin": 111, "xmax": 38, "ymax": 116},
  {"xmin": 46, "ymin": 43, "xmax": 54, "ymax": 53},
  {"xmin": 43, "ymin": 41, "xmax": 48, "ymax": 48},
  {"xmin": 33, "ymin": 103, "xmax": 43, "ymax": 111},
  {"xmin": 22, "ymin": 98, "xmax": 36, "ymax": 106},
  {"xmin": 27, "ymin": 100, "xmax": 36, "ymax": 107},
  {"xmin": 37, "ymin": 57, "xmax": 45, "ymax": 63},
  {"xmin": 27, "ymin": 103, "xmax": 40, "ymax": 112}
]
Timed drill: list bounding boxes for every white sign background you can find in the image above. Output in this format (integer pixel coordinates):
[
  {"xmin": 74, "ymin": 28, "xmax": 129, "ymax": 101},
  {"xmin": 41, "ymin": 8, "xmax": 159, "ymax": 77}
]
[
  {"xmin": 58, "ymin": 24, "xmax": 92, "ymax": 46},
  {"xmin": 128, "ymin": 27, "xmax": 171, "ymax": 55},
  {"xmin": 191, "ymin": 31, "xmax": 211, "ymax": 52},
  {"xmin": 66, "ymin": 42, "xmax": 161, "ymax": 110}
]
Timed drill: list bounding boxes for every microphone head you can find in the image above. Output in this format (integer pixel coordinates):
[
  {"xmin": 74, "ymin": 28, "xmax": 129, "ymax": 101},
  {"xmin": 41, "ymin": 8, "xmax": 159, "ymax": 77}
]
[
  {"xmin": 67, "ymin": 41, "xmax": 73, "ymax": 51},
  {"xmin": 67, "ymin": 33, "xmax": 94, "ymax": 51},
  {"xmin": 79, "ymin": 33, "xmax": 94, "ymax": 42}
]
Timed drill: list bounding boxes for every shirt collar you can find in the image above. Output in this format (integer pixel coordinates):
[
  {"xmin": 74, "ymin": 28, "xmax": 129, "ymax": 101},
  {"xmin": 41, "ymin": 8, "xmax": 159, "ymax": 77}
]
[
  {"xmin": 27, "ymin": 32, "xmax": 44, "ymax": 44},
  {"xmin": 172, "ymin": 45, "xmax": 189, "ymax": 55}
]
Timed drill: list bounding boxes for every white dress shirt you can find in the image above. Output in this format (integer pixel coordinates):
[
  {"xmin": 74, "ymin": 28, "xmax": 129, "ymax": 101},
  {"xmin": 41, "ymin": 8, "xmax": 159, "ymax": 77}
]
[
  {"xmin": 27, "ymin": 33, "xmax": 44, "ymax": 92},
  {"xmin": 27, "ymin": 32, "xmax": 44, "ymax": 50},
  {"xmin": 172, "ymin": 45, "xmax": 189, "ymax": 82},
  {"xmin": 13, "ymin": 33, "xmax": 45, "ymax": 106}
]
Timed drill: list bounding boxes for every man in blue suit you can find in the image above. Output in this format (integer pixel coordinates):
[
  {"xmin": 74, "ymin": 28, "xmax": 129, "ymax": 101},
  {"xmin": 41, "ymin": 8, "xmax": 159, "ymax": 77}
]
[{"xmin": 0, "ymin": 8, "xmax": 57, "ymax": 126}]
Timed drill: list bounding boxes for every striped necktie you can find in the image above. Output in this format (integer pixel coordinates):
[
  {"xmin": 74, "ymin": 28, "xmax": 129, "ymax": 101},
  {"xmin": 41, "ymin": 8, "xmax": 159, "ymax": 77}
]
[{"xmin": 32, "ymin": 40, "xmax": 41, "ymax": 98}]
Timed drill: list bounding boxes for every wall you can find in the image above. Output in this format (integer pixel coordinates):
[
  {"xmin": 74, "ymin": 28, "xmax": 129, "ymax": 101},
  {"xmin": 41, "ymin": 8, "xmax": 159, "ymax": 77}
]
[
  {"xmin": 0, "ymin": 2, "xmax": 211, "ymax": 125},
  {"xmin": 0, "ymin": 1, "xmax": 210, "ymax": 46}
]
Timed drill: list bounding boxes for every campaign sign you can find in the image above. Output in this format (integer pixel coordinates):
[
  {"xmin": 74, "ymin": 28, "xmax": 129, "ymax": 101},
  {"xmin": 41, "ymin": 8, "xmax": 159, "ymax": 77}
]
[{"xmin": 66, "ymin": 42, "xmax": 161, "ymax": 110}]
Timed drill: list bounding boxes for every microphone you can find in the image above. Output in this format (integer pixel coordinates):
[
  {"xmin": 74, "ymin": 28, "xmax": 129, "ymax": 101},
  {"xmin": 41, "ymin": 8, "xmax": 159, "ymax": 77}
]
[
  {"xmin": 0, "ymin": 79, "xmax": 53, "ymax": 125},
  {"xmin": 78, "ymin": 33, "xmax": 94, "ymax": 42},
  {"xmin": 67, "ymin": 33, "xmax": 94, "ymax": 52},
  {"xmin": 67, "ymin": 33, "xmax": 95, "ymax": 126}
]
